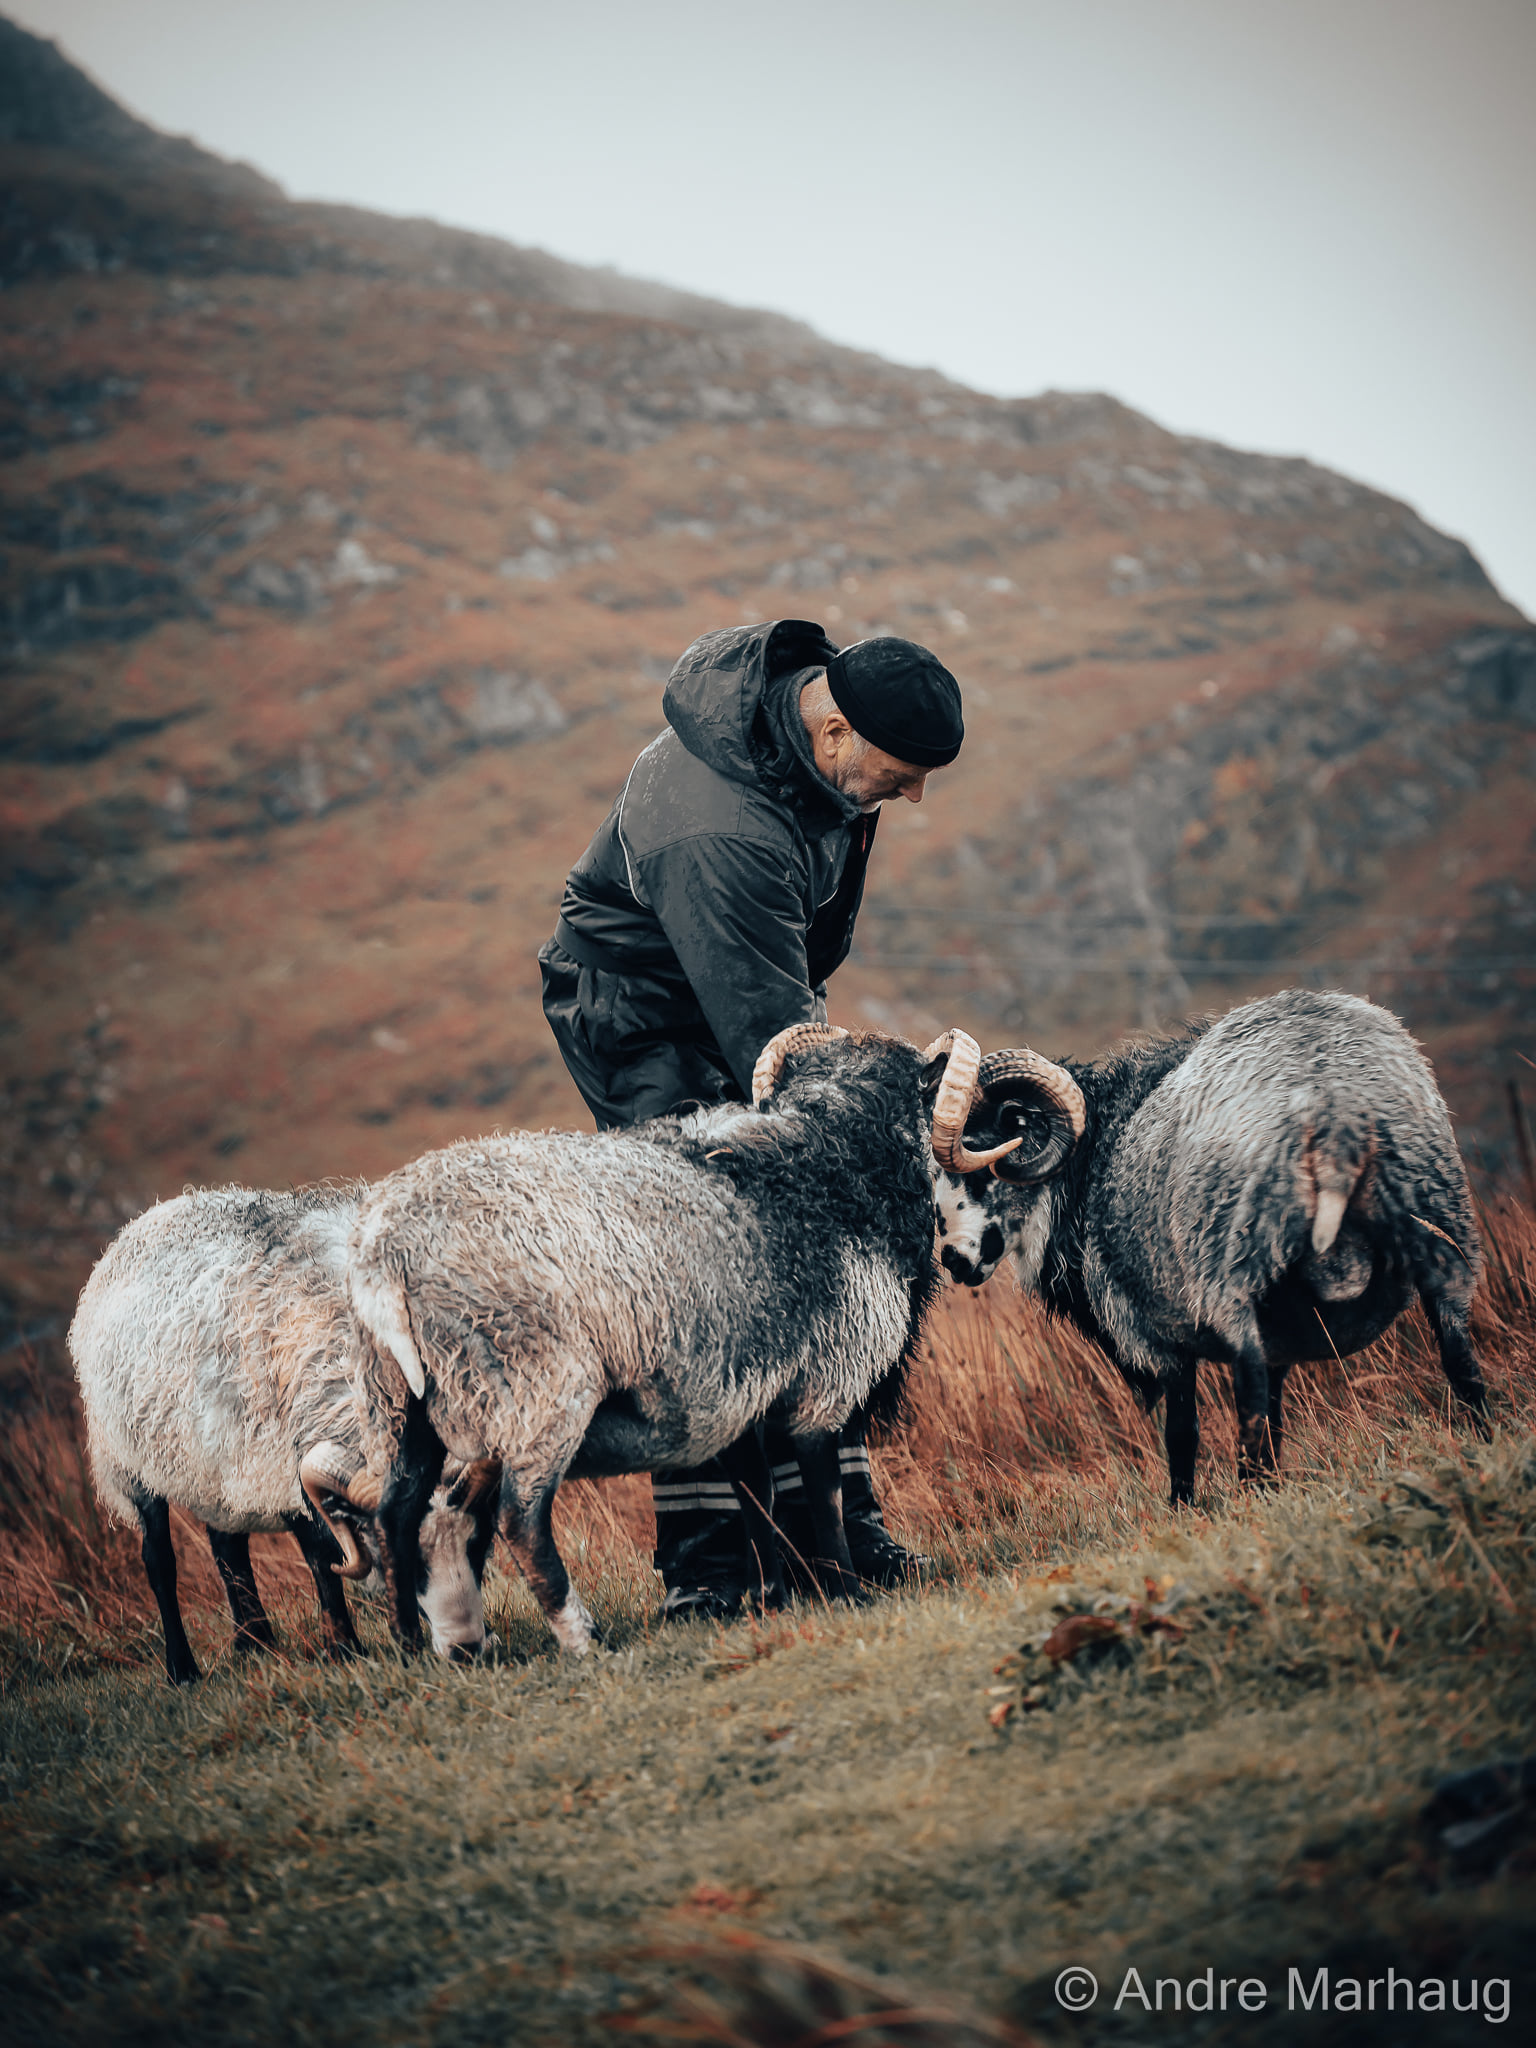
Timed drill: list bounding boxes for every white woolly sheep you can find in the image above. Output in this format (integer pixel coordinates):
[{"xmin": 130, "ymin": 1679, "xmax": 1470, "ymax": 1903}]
[{"xmin": 69, "ymin": 1182, "xmax": 499, "ymax": 1683}]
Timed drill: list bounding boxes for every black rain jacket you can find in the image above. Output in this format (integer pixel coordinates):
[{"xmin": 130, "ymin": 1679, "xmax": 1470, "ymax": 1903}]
[{"xmin": 540, "ymin": 618, "xmax": 877, "ymax": 1128}]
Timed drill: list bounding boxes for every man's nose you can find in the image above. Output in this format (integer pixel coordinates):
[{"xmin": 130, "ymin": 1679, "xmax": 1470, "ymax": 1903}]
[{"xmin": 903, "ymin": 776, "xmax": 928, "ymax": 805}]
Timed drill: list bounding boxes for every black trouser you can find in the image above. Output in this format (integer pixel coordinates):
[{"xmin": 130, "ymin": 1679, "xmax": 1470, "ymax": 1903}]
[
  {"xmin": 537, "ymin": 935, "xmax": 743, "ymax": 1128},
  {"xmin": 652, "ymin": 1417, "xmax": 888, "ymax": 1594},
  {"xmin": 539, "ymin": 937, "xmax": 899, "ymax": 1592}
]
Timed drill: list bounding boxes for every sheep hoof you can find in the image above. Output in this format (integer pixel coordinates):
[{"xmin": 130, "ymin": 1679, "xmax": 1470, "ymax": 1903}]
[{"xmin": 550, "ymin": 1593, "xmax": 596, "ymax": 1656}]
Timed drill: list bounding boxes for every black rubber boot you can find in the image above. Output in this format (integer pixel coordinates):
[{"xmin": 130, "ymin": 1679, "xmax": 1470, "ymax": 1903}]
[
  {"xmin": 837, "ymin": 1433, "xmax": 929, "ymax": 1588},
  {"xmin": 769, "ymin": 1422, "xmax": 928, "ymax": 1592},
  {"xmin": 765, "ymin": 1426, "xmax": 822, "ymax": 1595},
  {"xmin": 653, "ymin": 1466, "xmax": 751, "ymax": 1620},
  {"xmin": 843, "ymin": 1433, "xmax": 925, "ymax": 1589}
]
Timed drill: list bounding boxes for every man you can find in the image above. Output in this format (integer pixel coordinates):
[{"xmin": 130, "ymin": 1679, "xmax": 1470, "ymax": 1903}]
[{"xmin": 539, "ymin": 616, "xmax": 963, "ymax": 1617}]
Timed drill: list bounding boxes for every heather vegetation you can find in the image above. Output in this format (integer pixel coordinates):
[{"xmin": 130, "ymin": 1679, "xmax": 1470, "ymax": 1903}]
[{"xmin": 3, "ymin": 1200, "xmax": 1533, "ymax": 2045}]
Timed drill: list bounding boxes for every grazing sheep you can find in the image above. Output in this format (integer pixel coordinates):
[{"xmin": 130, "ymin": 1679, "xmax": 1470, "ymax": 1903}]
[
  {"xmin": 932, "ymin": 989, "xmax": 1488, "ymax": 1503},
  {"xmin": 69, "ymin": 1184, "xmax": 499, "ymax": 1684},
  {"xmin": 346, "ymin": 1024, "xmax": 1005, "ymax": 1654}
]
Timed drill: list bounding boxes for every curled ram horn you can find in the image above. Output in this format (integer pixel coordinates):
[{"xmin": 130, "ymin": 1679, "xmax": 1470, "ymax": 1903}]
[
  {"xmin": 974, "ymin": 1046, "xmax": 1087, "ymax": 1183},
  {"xmin": 921, "ymin": 1029, "xmax": 1024, "ymax": 1175},
  {"xmin": 299, "ymin": 1440, "xmax": 382, "ymax": 1580},
  {"xmin": 751, "ymin": 1022, "xmax": 849, "ymax": 1110},
  {"xmin": 442, "ymin": 1456, "xmax": 502, "ymax": 1512}
]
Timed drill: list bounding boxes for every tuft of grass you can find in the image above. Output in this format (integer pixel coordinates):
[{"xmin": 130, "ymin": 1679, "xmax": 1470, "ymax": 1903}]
[{"xmin": 609, "ymin": 1925, "xmax": 1033, "ymax": 2044}]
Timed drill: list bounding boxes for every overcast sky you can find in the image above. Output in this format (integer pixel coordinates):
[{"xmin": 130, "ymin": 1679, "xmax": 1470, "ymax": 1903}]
[{"xmin": 14, "ymin": 0, "xmax": 1534, "ymax": 616}]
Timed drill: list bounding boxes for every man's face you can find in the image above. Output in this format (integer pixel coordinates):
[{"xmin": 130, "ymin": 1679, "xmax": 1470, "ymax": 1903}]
[{"xmin": 822, "ymin": 727, "xmax": 932, "ymax": 810}]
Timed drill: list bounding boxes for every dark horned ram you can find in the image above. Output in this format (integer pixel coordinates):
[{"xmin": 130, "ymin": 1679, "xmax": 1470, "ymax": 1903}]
[
  {"xmin": 70, "ymin": 1185, "xmax": 501, "ymax": 1684},
  {"xmin": 933, "ymin": 989, "xmax": 1489, "ymax": 1503},
  {"xmin": 346, "ymin": 1024, "xmax": 1004, "ymax": 1654}
]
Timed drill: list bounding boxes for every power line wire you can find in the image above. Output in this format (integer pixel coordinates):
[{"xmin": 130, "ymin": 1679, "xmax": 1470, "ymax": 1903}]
[{"xmin": 851, "ymin": 953, "xmax": 1535, "ymax": 979}]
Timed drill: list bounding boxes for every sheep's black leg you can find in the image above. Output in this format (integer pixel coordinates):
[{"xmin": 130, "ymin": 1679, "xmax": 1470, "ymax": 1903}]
[
  {"xmin": 284, "ymin": 1512, "xmax": 359, "ymax": 1658},
  {"xmin": 376, "ymin": 1397, "xmax": 446, "ymax": 1651},
  {"xmin": 792, "ymin": 1430, "xmax": 865, "ymax": 1603},
  {"xmin": 136, "ymin": 1493, "xmax": 200, "ymax": 1686},
  {"xmin": 1420, "ymin": 1286, "xmax": 1490, "ymax": 1435},
  {"xmin": 500, "ymin": 1471, "xmax": 595, "ymax": 1654},
  {"xmin": 206, "ymin": 1528, "xmax": 276, "ymax": 1653},
  {"xmin": 1231, "ymin": 1343, "xmax": 1274, "ymax": 1487},
  {"xmin": 1264, "ymin": 1363, "xmax": 1291, "ymax": 1477},
  {"xmin": 1163, "ymin": 1362, "xmax": 1200, "ymax": 1508},
  {"xmin": 719, "ymin": 1427, "xmax": 788, "ymax": 1612}
]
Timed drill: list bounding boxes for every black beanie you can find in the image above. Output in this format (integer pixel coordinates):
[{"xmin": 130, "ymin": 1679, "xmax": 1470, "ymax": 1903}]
[{"xmin": 824, "ymin": 637, "xmax": 964, "ymax": 768}]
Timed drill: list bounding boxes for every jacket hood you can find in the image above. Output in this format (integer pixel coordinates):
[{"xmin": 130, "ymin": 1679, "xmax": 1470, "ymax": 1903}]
[{"xmin": 662, "ymin": 619, "xmax": 863, "ymax": 831}]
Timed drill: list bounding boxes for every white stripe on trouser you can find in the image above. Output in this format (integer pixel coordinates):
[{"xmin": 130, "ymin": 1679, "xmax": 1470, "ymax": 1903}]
[
  {"xmin": 654, "ymin": 1443, "xmax": 872, "ymax": 1514},
  {"xmin": 771, "ymin": 1451, "xmax": 868, "ymax": 1488},
  {"xmin": 653, "ymin": 1482, "xmax": 740, "ymax": 1514}
]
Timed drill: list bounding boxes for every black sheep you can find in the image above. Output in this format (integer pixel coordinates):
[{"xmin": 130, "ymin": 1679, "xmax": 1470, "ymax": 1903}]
[
  {"xmin": 344, "ymin": 1025, "xmax": 1002, "ymax": 1652},
  {"xmin": 934, "ymin": 989, "xmax": 1489, "ymax": 1503}
]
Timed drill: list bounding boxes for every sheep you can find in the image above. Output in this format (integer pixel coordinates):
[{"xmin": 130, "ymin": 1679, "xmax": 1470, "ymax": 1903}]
[
  {"xmin": 69, "ymin": 1183, "xmax": 500, "ymax": 1684},
  {"xmin": 931, "ymin": 989, "xmax": 1489, "ymax": 1504},
  {"xmin": 344, "ymin": 1023, "xmax": 1005, "ymax": 1655}
]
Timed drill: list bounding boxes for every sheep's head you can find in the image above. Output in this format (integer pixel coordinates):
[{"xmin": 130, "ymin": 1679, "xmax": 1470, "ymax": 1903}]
[
  {"xmin": 416, "ymin": 1458, "xmax": 501, "ymax": 1663},
  {"xmin": 299, "ymin": 1445, "xmax": 500, "ymax": 1662},
  {"xmin": 751, "ymin": 1021, "xmax": 851, "ymax": 1107},
  {"xmin": 753, "ymin": 1022, "xmax": 1032, "ymax": 1182},
  {"xmin": 930, "ymin": 1046, "xmax": 1086, "ymax": 1288},
  {"xmin": 933, "ymin": 1166, "xmax": 1011, "ymax": 1288}
]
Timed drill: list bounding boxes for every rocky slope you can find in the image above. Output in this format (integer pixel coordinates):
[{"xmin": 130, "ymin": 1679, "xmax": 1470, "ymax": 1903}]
[{"xmin": 1, "ymin": 14, "xmax": 1531, "ymax": 1341}]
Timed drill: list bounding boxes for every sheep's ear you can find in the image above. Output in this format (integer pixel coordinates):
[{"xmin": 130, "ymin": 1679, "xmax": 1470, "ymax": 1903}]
[
  {"xmin": 919, "ymin": 1054, "xmax": 948, "ymax": 1099},
  {"xmin": 984, "ymin": 1089, "xmax": 1081, "ymax": 1184}
]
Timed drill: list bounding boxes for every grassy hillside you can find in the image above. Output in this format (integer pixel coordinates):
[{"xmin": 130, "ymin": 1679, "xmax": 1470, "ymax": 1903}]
[{"xmin": 3, "ymin": 1203, "xmax": 1534, "ymax": 2045}]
